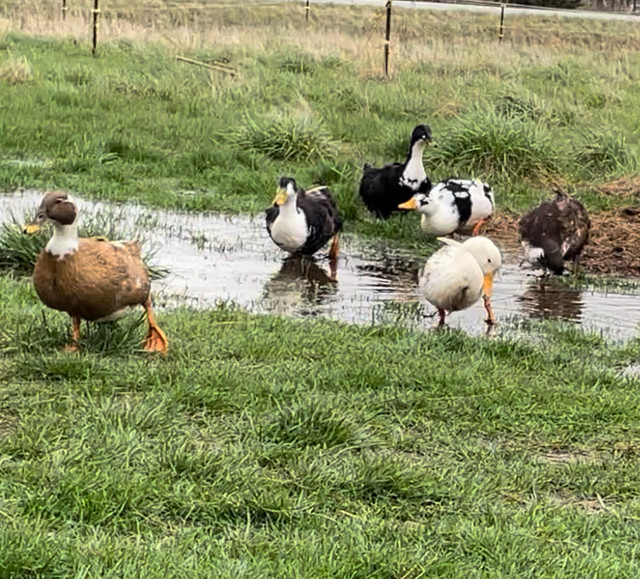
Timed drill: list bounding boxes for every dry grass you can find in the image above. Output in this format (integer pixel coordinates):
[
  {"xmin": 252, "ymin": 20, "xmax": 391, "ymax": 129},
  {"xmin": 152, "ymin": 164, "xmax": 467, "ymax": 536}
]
[
  {"xmin": 0, "ymin": 54, "xmax": 31, "ymax": 84},
  {"xmin": 2, "ymin": 0, "xmax": 640, "ymax": 76}
]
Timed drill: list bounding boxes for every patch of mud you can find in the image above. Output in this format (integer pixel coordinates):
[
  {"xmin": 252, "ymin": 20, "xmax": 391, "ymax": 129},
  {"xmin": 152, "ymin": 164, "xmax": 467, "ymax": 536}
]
[
  {"xmin": 598, "ymin": 177, "xmax": 640, "ymax": 198},
  {"xmin": 483, "ymin": 209, "xmax": 640, "ymax": 278},
  {"xmin": 2, "ymin": 190, "xmax": 640, "ymax": 340},
  {"xmin": 548, "ymin": 493, "xmax": 608, "ymax": 513},
  {"xmin": 537, "ymin": 450, "xmax": 599, "ymax": 465}
]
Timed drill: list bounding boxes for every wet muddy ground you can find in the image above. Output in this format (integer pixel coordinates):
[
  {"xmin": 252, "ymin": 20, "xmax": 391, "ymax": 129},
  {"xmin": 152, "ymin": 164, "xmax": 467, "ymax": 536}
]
[
  {"xmin": 2, "ymin": 190, "xmax": 640, "ymax": 340},
  {"xmin": 484, "ymin": 179, "xmax": 640, "ymax": 278}
]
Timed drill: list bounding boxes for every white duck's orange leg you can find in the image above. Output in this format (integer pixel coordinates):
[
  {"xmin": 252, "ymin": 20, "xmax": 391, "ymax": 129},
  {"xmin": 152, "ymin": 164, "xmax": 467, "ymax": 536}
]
[
  {"xmin": 483, "ymin": 295, "xmax": 496, "ymax": 325},
  {"xmin": 143, "ymin": 297, "xmax": 168, "ymax": 354},
  {"xmin": 65, "ymin": 316, "xmax": 82, "ymax": 352}
]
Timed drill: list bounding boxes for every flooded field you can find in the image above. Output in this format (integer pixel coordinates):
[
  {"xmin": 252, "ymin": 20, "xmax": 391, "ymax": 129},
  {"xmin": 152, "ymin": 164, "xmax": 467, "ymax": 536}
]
[{"xmin": 2, "ymin": 190, "xmax": 640, "ymax": 339}]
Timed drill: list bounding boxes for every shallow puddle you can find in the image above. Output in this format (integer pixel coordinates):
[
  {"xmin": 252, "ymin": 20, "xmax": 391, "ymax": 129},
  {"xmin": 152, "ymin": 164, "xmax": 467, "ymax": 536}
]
[{"xmin": 2, "ymin": 190, "xmax": 639, "ymax": 340}]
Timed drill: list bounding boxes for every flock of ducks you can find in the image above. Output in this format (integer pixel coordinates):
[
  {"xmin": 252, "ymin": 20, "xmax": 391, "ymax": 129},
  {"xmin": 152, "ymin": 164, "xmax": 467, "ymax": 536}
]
[{"xmin": 21, "ymin": 124, "xmax": 591, "ymax": 352}]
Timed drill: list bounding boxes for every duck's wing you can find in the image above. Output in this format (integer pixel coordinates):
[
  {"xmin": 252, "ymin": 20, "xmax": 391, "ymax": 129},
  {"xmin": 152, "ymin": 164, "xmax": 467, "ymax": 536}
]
[
  {"xmin": 48, "ymin": 238, "xmax": 151, "ymax": 320},
  {"xmin": 557, "ymin": 196, "xmax": 590, "ymax": 259},
  {"xmin": 519, "ymin": 201, "xmax": 562, "ymax": 244},
  {"xmin": 265, "ymin": 204, "xmax": 280, "ymax": 238},
  {"xmin": 359, "ymin": 162, "xmax": 406, "ymax": 217},
  {"xmin": 419, "ymin": 246, "xmax": 482, "ymax": 311},
  {"xmin": 298, "ymin": 187, "xmax": 341, "ymax": 254},
  {"xmin": 305, "ymin": 185, "xmax": 343, "ymax": 233},
  {"xmin": 433, "ymin": 179, "xmax": 494, "ymax": 227}
]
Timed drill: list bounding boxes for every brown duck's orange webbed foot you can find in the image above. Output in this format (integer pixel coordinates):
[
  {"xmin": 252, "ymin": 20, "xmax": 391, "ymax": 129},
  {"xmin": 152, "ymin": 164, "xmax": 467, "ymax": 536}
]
[
  {"xmin": 143, "ymin": 298, "xmax": 168, "ymax": 354},
  {"xmin": 471, "ymin": 218, "xmax": 489, "ymax": 236},
  {"xmin": 64, "ymin": 316, "xmax": 82, "ymax": 352},
  {"xmin": 483, "ymin": 295, "xmax": 496, "ymax": 326}
]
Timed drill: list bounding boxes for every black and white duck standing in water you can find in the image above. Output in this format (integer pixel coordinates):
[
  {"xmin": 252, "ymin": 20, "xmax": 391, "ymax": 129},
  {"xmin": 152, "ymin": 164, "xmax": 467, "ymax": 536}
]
[
  {"xmin": 519, "ymin": 188, "xmax": 590, "ymax": 275},
  {"xmin": 266, "ymin": 176, "xmax": 342, "ymax": 276},
  {"xmin": 419, "ymin": 236, "xmax": 502, "ymax": 327},
  {"xmin": 359, "ymin": 124, "xmax": 433, "ymax": 219},
  {"xmin": 398, "ymin": 178, "xmax": 495, "ymax": 237}
]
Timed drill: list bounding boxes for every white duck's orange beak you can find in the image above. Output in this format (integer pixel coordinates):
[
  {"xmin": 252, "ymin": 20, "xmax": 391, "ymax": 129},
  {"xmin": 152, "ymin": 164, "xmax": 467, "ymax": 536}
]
[
  {"xmin": 272, "ymin": 187, "xmax": 287, "ymax": 206},
  {"xmin": 398, "ymin": 197, "xmax": 417, "ymax": 210},
  {"xmin": 482, "ymin": 272, "xmax": 494, "ymax": 298}
]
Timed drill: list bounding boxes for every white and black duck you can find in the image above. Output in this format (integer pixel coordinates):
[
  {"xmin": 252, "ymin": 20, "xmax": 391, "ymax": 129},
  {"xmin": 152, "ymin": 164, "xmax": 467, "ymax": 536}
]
[
  {"xmin": 359, "ymin": 124, "xmax": 433, "ymax": 219},
  {"xmin": 266, "ymin": 176, "xmax": 342, "ymax": 263},
  {"xmin": 399, "ymin": 178, "xmax": 495, "ymax": 237},
  {"xmin": 519, "ymin": 188, "xmax": 590, "ymax": 275}
]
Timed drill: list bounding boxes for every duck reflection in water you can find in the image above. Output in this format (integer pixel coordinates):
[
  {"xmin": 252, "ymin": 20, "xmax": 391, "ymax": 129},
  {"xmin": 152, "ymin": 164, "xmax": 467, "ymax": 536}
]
[
  {"xmin": 355, "ymin": 249, "xmax": 420, "ymax": 297},
  {"xmin": 261, "ymin": 255, "xmax": 338, "ymax": 316},
  {"xmin": 517, "ymin": 277, "xmax": 583, "ymax": 322}
]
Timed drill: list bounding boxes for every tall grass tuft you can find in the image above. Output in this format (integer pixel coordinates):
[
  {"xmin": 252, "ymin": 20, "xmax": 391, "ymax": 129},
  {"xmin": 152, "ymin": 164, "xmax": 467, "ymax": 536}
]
[
  {"xmin": 427, "ymin": 108, "xmax": 561, "ymax": 183},
  {"xmin": 0, "ymin": 55, "xmax": 32, "ymax": 85},
  {"xmin": 573, "ymin": 131, "xmax": 635, "ymax": 177},
  {"xmin": 496, "ymin": 93, "xmax": 547, "ymax": 122},
  {"xmin": 229, "ymin": 114, "xmax": 338, "ymax": 163}
]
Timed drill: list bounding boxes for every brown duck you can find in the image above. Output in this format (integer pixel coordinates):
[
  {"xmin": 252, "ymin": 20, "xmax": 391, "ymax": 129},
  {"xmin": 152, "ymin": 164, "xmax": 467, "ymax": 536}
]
[
  {"xmin": 23, "ymin": 191, "xmax": 168, "ymax": 353},
  {"xmin": 519, "ymin": 188, "xmax": 590, "ymax": 275}
]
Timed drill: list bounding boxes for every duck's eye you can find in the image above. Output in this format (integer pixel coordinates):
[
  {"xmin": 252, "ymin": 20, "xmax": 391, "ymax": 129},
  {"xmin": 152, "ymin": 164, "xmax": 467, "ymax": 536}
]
[{"xmin": 487, "ymin": 258, "xmax": 492, "ymax": 263}]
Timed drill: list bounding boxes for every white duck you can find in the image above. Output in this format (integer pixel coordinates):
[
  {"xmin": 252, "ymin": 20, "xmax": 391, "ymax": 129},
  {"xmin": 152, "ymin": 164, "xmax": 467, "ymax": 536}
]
[
  {"xmin": 399, "ymin": 178, "xmax": 495, "ymax": 236},
  {"xmin": 419, "ymin": 236, "xmax": 502, "ymax": 326}
]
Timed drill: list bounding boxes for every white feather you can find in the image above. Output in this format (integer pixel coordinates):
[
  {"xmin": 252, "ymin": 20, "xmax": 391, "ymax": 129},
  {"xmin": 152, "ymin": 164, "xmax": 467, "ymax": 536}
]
[
  {"xmin": 414, "ymin": 179, "xmax": 494, "ymax": 236},
  {"xmin": 46, "ymin": 223, "xmax": 79, "ymax": 258},
  {"xmin": 270, "ymin": 200, "xmax": 308, "ymax": 253}
]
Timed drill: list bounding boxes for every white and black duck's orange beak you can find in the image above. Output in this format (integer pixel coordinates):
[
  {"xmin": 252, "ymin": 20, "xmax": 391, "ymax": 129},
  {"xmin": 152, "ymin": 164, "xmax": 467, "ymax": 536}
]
[
  {"xmin": 272, "ymin": 187, "xmax": 288, "ymax": 206},
  {"xmin": 398, "ymin": 197, "xmax": 418, "ymax": 210},
  {"xmin": 482, "ymin": 272, "xmax": 494, "ymax": 298}
]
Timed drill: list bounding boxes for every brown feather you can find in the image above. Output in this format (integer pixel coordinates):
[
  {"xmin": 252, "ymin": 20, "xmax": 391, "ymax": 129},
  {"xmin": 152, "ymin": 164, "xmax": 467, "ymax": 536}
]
[{"xmin": 33, "ymin": 238, "xmax": 150, "ymax": 322}]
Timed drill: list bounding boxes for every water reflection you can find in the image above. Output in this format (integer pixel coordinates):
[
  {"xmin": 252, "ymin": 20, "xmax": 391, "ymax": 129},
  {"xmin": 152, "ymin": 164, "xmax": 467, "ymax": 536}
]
[
  {"xmin": 260, "ymin": 255, "xmax": 338, "ymax": 316},
  {"xmin": 355, "ymin": 251, "xmax": 420, "ymax": 295},
  {"xmin": 518, "ymin": 277, "xmax": 583, "ymax": 321},
  {"xmin": 1, "ymin": 189, "xmax": 639, "ymax": 340}
]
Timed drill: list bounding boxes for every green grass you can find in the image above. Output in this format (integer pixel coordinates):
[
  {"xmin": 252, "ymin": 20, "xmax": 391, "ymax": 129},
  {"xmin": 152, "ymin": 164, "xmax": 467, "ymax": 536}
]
[
  {"xmin": 0, "ymin": 5, "xmax": 639, "ymax": 248},
  {"xmin": 1, "ymin": 274, "xmax": 640, "ymax": 575},
  {"xmin": 1, "ymin": 4, "xmax": 640, "ymax": 573}
]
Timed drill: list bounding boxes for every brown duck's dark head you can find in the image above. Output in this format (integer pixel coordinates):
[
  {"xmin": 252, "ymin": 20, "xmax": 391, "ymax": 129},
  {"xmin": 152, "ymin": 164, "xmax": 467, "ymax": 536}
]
[{"xmin": 23, "ymin": 191, "xmax": 78, "ymax": 234}]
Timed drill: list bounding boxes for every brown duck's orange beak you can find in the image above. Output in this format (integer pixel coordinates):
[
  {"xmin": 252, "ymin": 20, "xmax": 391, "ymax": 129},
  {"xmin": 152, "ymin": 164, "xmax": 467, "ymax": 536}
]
[
  {"xmin": 272, "ymin": 187, "xmax": 287, "ymax": 206},
  {"xmin": 398, "ymin": 197, "xmax": 417, "ymax": 210},
  {"xmin": 482, "ymin": 272, "xmax": 494, "ymax": 298},
  {"xmin": 22, "ymin": 223, "xmax": 42, "ymax": 235}
]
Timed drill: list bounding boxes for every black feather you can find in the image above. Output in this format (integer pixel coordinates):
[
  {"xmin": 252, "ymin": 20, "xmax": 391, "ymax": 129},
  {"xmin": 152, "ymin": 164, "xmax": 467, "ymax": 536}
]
[{"xmin": 359, "ymin": 125, "xmax": 433, "ymax": 219}]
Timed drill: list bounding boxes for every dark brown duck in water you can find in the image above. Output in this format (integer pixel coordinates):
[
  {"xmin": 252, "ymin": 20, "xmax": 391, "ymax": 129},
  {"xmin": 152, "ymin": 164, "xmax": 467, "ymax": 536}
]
[
  {"xmin": 23, "ymin": 191, "xmax": 168, "ymax": 353},
  {"xmin": 519, "ymin": 188, "xmax": 590, "ymax": 275}
]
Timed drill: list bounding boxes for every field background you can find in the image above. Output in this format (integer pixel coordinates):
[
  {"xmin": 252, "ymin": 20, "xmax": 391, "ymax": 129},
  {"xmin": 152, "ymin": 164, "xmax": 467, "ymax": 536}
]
[{"xmin": 1, "ymin": 1, "xmax": 640, "ymax": 576}]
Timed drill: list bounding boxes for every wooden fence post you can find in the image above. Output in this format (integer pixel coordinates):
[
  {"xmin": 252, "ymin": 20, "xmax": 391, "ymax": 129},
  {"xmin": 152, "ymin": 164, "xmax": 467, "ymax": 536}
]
[
  {"xmin": 499, "ymin": 4, "xmax": 505, "ymax": 43},
  {"xmin": 92, "ymin": 0, "xmax": 100, "ymax": 55},
  {"xmin": 384, "ymin": 0, "xmax": 392, "ymax": 76},
  {"xmin": 305, "ymin": 0, "xmax": 310, "ymax": 21},
  {"xmin": 62, "ymin": 0, "xmax": 67, "ymax": 21}
]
